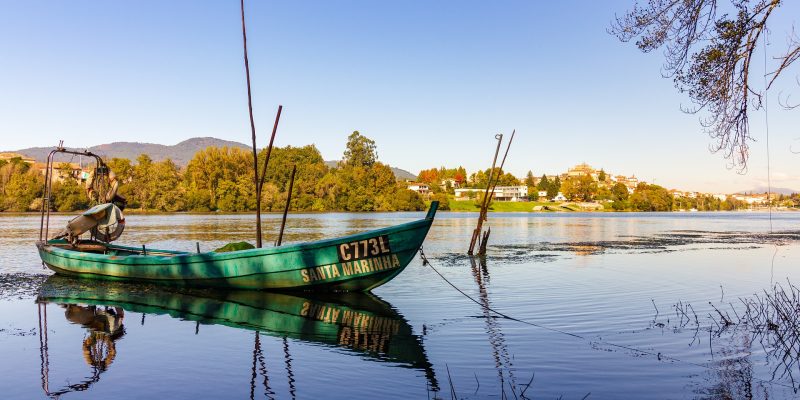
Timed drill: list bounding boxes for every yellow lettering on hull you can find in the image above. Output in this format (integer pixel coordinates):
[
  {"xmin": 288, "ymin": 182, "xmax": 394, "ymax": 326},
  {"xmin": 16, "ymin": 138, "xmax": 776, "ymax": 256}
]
[{"xmin": 298, "ymin": 253, "xmax": 404, "ymax": 283}]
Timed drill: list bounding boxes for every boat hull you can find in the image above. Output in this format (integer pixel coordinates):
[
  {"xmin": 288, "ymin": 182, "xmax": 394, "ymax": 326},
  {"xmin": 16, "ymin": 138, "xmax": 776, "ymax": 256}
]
[{"xmin": 37, "ymin": 203, "xmax": 438, "ymax": 291}]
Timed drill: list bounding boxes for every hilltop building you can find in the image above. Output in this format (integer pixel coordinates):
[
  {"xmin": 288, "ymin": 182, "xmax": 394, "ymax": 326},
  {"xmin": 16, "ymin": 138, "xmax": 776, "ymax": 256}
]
[{"xmin": 566, "ymin": 162, "xmax": 599, "ymax": 180}]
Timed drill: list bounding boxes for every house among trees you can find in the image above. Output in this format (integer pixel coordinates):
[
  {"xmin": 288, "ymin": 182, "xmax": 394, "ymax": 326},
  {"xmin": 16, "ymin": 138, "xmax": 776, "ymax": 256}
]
[
  {"xmin": 612, "ymin": 175, "xmax": 639, "ymax": 193},
  {"xmin": 38, "ymin": 162, "xmax": 86, "ymax": 183},
  {"xmin": 732, "ymin": 193, "xmax": 777, "ymax": 205},
  {"xmin": 406, "ymin": 183, "xmax": 431, "ymax": 197},
  {"xmin": 552, "ymin": 192, "xmax": 567, "ymax": 201},
  {"xmin": 440, "ymin": 178, "xmax": 459, "ymax": 188}
]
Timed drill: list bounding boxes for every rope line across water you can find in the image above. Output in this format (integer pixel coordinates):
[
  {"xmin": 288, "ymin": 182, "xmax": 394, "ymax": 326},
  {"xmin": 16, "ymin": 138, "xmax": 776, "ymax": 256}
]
[{"xmin": 417, "ymin": 248, "xmax": 794, "ymax": 390}]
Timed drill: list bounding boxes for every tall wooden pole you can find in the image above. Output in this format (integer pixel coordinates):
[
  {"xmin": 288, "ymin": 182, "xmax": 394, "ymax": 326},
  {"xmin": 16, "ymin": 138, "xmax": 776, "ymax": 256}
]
[
  {"xmin": 468, "ymin": 134, "xmax": 503, "ymax": 255},
  {"xmin": 240, "ymin": 0, "xmax": 263, "ymax": 248}
]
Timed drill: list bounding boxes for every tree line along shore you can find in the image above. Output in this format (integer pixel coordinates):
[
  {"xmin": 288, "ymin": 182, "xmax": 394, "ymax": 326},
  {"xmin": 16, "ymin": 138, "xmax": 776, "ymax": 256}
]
[{"xmin": 2, "ymin": 131, "xmax": 799, "ymax": 213}]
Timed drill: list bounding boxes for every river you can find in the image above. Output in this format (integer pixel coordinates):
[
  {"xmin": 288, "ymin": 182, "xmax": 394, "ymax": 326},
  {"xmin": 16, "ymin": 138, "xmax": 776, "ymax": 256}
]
[{"xmin": 1, "ymin": 211, "xmax": 799, "ymax": 399}]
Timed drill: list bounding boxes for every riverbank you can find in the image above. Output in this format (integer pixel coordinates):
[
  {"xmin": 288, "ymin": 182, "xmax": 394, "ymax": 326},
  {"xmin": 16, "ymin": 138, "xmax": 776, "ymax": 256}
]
[
  {"xmin": 3, "ymin": 203, "xmax": 798, "ymax": 215},
  {"xmin": 432, "ymin": 200, "xmax": 799, "ymax": 213}
]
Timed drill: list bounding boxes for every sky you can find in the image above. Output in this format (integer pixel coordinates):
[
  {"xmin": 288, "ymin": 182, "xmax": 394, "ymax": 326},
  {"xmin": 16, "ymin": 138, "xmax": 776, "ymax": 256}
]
[{"xmin": 1, "ymin": 1, "xmax": 798, "ymax": 193}]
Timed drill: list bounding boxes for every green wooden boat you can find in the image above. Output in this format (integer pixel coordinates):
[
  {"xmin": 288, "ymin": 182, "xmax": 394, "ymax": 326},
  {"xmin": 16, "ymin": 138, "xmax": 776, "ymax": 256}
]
[
  {"xmin": 37, "ymin": 201, "xmax": 438, "ymax": 291},
  {"xmin": 35, "ymin": 275, "xmax": 439, "ymax": 396},
  {"xmin": 36, "ymin": 148, "xmax": 438, "ymax": 291}
]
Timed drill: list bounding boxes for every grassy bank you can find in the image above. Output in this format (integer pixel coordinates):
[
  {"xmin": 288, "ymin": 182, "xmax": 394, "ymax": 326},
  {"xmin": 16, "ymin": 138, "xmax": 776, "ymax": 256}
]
[{"xmin": 432, "ymin": 199, "xmax": 599, "ymax": 212}]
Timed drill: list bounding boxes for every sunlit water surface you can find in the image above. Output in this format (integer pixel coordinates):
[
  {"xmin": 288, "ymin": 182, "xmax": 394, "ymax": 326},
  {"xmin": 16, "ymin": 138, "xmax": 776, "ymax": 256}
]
[{"xmin": 1, "ymin": 211, "xmax": 800, "ymax": 399}]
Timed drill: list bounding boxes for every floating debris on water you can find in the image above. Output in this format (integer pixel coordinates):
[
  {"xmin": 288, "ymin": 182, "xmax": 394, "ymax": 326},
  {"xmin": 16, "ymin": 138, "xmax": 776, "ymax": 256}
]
[
  {"xmin": 0, "ymin": 273, "xmax": 49, "ymax": 300},
  {"xmin": 488, "ymin": 230, "xmax": 800, "ymax": 260}
]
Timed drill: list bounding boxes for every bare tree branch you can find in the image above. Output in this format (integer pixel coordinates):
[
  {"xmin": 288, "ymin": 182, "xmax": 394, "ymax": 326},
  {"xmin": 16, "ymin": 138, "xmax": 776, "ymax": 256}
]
[{"xmin": 611, "ymin": 0, "xmax": 796, "ymax": 170}]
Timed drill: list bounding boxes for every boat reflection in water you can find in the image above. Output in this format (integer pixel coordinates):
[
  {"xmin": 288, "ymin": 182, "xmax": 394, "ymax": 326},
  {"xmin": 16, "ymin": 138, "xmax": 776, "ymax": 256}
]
[{"xmin": 36, "ymin": 275, "xmax": 438, "ymax": 398}]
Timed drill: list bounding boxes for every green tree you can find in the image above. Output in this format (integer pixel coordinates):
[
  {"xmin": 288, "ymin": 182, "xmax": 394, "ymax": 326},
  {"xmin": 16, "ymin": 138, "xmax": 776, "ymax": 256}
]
[
  {"xmin": 130, "ymin": 154, "xmax": 154, "ymax": 209},
  {"xmin": 547, "ymin": 176, "xmax": 561, "ymax": 199},
  {"xmin": 52, "ymin": 178, "xmax": 89, "ymax": 212},
  {"xmin": 496, "ymin": 171, "xmax": 521, "ymax": 186},
  {"xmin": 611, "ymin": 200, "xmax": 628, "ymax": 211},
  {"xmin": 3, "ymin": 169, "xmax": 43, "ymax": 211},
  {"xmin": 611, "ymin": 182, "xmax": 630, "ymax": 201},
  {"xmin": 259, "ymin": 145, "xmax": 329, "ymax": 211},
  {"xmin": 431, "ymin": 192, "xmax": 450, "ymax": 210},
  {"xmin": 629, "ymin": 183, "xmax": 673, "ymax": 211},
  {"xmin": 562, "ymin": 175, "xmax": 598, "ymax": 202},
  {"xmin": 343, "ymin": 131, "xmax": 377, "ymax": 167},
  {"xmin": 185, "ymin": 147, "xmax": 252, "ymax": 211},
  {"xmin": 595, "ymin": 186, "xmax": 613, "ymax": 201},
  {"xmin": 149, "ymin": 159, "xmax": 185, "ymax": 211},
  {"xmin": 537, "ymin": 175, "xmax": 550, "ymax": 191},
  {"xmin": 216, "ymin": 174, "xmax": 256, "ymax": 212},
  {"xmin": 524, "ymin": 170, "xmax": 535, "ymax": 187},
  {"xmin": 391, "ymin": 189, "xmax": 426, "ymax": 211},
  {"xmin": 0, "ymin": 157, "xmax": 31, "ymax": 201}
]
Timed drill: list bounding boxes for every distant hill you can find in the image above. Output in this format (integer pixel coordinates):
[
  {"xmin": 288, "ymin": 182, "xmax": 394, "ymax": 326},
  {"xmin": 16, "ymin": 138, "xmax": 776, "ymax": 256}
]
[
  {"xmin": 12, "ymin": 137, "xmax": 250, "ymax": 167},
  {"xmin": 323, "ymin": 160, "xmax": 417, "ymax": 181},
  {"xmin": 10, "ymin": 137, "xmax": 418, "ymax": 180}
]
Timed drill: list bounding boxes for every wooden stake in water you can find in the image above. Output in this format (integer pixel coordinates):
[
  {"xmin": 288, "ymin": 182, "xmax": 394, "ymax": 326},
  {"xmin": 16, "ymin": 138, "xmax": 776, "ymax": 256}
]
[
  {"xmin": 275, "ymin": 165, "xmax": 297, "ymax": 247},
  {"xmin": 468, "ymin": 134, "xmax": 503, "ymax": 255},
  {"xmin": 476, "ymin": 129, "xmax": 515, "ymax": 257},
  {"xmin": 258, "ymin": 106, "xmax": 283, "ymax": 195}
]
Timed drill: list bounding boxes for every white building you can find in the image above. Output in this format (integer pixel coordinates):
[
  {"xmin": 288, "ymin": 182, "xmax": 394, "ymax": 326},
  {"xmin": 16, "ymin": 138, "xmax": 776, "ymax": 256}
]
[
  {"xmin": 454, "ymin": 188, "xmax": 481, "ymax": 200},
  {"xmin": 493, "ymin": 186, "xmax": 528, "ymax": 202},
  {"xmin": 454, "ymin": 186, "xmax": 528, "ymax": 202},
  {"xmin": 407, "ymin": 183, "xmax": 430, "ymax": 196}
]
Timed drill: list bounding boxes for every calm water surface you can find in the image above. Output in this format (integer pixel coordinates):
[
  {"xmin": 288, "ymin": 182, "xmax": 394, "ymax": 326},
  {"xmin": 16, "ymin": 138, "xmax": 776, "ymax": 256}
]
[{"xmin": 1, "ymin": 211, "xmax": 800, "ymax": 399}]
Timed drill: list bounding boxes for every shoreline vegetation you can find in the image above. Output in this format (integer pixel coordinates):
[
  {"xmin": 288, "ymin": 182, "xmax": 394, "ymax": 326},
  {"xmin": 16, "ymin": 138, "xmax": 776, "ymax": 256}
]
[
  {"xmin": 2, "ymin": 132, "xmax": 799, "ymax": 214},
  {"xmin": 2, "ymin": 200, "xmax": 797, "ymax": 215}
]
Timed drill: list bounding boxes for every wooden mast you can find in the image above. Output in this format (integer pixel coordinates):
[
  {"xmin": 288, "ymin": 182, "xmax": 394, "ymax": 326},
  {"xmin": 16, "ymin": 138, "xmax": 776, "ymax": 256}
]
[{"xmin": 239, "ymin": 0, "xmax": 264, "ymax": 248}]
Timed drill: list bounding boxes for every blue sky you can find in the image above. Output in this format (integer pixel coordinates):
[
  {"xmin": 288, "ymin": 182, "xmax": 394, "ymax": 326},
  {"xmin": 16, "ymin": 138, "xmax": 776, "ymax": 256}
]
[{"xmin": 1, "ymin": 1, "xmax": 798, "ymax": 193}]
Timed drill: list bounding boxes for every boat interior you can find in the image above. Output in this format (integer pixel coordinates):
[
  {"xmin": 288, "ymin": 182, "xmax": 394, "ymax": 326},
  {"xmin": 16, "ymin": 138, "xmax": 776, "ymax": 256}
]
[{"xmin": 48, "ymin": 240, "xmax": 187, "ymax": 257}]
